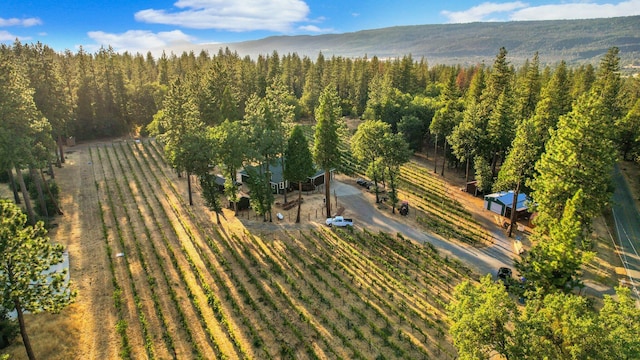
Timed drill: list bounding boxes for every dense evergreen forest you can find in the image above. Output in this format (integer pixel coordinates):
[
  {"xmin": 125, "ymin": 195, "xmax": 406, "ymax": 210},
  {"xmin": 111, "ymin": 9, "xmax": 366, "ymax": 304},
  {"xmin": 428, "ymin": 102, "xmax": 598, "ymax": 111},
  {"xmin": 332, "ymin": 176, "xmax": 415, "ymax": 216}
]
[{"xmin": 1, "ymin": 40, "xmax": 639, "ymax": 184}]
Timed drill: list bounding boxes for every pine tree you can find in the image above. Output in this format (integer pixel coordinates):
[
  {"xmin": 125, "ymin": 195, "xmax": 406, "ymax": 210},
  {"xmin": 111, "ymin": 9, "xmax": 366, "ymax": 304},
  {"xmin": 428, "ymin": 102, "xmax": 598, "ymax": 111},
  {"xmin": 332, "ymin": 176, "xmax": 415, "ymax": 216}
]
[
  {"xmin": 264, "ymin": 78, "xmax": 296, "ymax": 203},
  {"xmin": 24, "ymin": 43, "xmax": 73, "ymax": 167},
  {"xmin": 449, "ymin": 101, "xmax": 487, "ymax": 184},
  {"xmin": 0, "ymin": 51, "xmax": 42, "ymax": 223},
  {"xmin": 210, "ymin": 120, "xmax": 247, "ymax": 215},
  {"xmin": 313, "ymin": 85, "xmax": 343, "ymax": 218},
  {"xmin": 516, "ymin": 190, "xmax": 594, "ymax": 297},
  {"xmin": 531, "ymin": 48, "xmax": 620, "ymax": 231},
  {"xmin": 528, "ymin": 60, "xmax": 572, "ymax": 161},
  {"xmin": 151, "ymin": 76, "xmax": 203, "ymax": 205},
  {"xmin": 616, "ymin": 98, "xmax": 640, "ymax": 160},
  {"xmin": 494, "ymin": 118, "xmax": 539, "ymax": 236},
  {"xmin": 513, "ymin": 53, "xmax": 541, "ymax": 125},
  {"xmin": 486, "ymin": 90, "xmax": 516, "ymax": 176},
  {"xmin": 284, "ymin": 126, "xmax": 315, "ymax": 223},
  {"xmin": 480, "ymin": 47, "xmax": 513, "ymax": 117},
  {"xmin": 300, "ymin": 54, "xmax": 324, "ymax": 116},
  {"xmin": 0, "ymin": 200, "xmax": 75, "ymax": 360},
  {"xmin": 430, "ymin": 70, "xmax": 463, "ymax": 176}
]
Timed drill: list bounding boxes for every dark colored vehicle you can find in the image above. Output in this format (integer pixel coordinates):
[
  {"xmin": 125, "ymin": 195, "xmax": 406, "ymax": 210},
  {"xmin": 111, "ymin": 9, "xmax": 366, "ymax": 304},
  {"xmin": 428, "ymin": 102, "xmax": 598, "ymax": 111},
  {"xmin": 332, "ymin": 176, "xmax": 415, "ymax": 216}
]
[
  {"xmin": 356, "ymin": 178, "xmax": 372, "ymax": 189},
  {"xmin": 497, "ymin": 267, "xmax": 512, "ymax": 289},
  {"xmin": 399, "ymin": 201, "xmax": 409, "ymax": 216}
]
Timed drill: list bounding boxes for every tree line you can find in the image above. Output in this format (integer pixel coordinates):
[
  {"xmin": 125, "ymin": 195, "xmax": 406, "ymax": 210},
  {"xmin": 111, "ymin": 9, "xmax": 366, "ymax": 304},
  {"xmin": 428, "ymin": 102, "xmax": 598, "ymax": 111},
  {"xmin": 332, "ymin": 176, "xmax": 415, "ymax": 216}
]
[{"xmin": 2, "ymin": 41, "xmax": 639, "ymax": 184}]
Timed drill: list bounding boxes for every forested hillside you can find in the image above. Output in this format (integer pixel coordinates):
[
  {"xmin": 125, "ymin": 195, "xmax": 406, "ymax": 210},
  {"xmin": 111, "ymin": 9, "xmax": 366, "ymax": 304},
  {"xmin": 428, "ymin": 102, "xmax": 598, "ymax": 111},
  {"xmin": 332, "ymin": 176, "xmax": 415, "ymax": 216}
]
[{"xmin": 191, "ymin": 16, "xmax": 640, "ymax": 66}]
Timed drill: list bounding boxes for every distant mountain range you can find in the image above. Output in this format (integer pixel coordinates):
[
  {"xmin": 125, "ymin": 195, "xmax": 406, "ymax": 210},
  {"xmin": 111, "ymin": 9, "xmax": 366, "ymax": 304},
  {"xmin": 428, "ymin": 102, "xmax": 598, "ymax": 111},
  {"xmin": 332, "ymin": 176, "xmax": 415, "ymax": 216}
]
[{"xmin": 174, "ymin": 16, "xmax": 640, "ymax": 67}]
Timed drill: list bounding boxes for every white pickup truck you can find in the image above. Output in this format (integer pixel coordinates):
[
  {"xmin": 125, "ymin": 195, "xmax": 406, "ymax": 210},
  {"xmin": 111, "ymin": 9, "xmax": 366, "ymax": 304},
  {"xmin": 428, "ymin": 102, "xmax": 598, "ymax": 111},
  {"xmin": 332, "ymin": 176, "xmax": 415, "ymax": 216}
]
[{"xmin": 325, "ymin": 216, "xmax": 354, "ymax": 227}]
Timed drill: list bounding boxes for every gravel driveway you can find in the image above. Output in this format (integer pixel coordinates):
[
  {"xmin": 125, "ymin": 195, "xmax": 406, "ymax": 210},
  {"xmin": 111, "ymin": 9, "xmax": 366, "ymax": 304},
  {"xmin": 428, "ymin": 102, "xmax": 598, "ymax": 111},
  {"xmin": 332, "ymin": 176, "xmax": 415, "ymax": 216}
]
[{"xmin": 332, "ymin": 180, "xmax": 516, "ymax": 278}]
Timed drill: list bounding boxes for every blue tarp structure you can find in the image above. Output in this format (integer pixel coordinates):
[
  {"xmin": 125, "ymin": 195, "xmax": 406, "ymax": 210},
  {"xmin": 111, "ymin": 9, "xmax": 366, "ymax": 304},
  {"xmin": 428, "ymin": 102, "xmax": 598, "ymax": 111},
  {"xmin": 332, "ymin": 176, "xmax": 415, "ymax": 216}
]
[{"xmin": 484, "ymin": 190, "xmax": 530, "ymax": 217}]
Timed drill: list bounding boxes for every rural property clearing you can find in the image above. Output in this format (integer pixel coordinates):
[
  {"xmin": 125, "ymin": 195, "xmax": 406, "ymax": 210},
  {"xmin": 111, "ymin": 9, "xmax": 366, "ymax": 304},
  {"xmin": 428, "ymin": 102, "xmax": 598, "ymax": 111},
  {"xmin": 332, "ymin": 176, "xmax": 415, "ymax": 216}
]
[{"xmin": 3, "ymin": 136, "xmax": 630, "ymax": 359}]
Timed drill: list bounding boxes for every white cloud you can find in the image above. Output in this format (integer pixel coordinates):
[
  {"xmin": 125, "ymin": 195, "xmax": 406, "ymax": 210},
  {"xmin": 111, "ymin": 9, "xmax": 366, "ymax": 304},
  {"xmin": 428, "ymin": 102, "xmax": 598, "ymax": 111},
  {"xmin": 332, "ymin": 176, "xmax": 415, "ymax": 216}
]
[
  {"xmin": 86, "ymin": 30, "xmax": 195, "ymax": 54},
  {"xmin": 298, "ymin": 25, "xmax": 334, "ymax": 32},
  {"xmin": 442, "ymin": 0, "xmax": 640, "ymax": 23},
  {"xmin": 0, "ymin": 30, "xmax": 19, "ymax": 41},
  {"xmin": 0, "ymin": 17, "xmax": 42, "ymax": 27},
  {"xmin": 511, "ymin": 0, "xmax": 640, "ymax": 20},
  {"xmin": 135, "ymin": 0, "xmax": 310, "ymax": 32},
  {"xmin": 441, "ymin": 2, "xmax": 528, "ymax": 23}
]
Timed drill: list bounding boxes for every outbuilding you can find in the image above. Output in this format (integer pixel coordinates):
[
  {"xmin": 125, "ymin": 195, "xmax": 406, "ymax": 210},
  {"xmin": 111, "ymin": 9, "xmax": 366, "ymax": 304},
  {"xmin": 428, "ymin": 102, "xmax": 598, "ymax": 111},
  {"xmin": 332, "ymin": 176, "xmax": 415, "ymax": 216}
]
[
  {"xmin": 484, "ymin": 191, "xmax": 530, "ymax": 218},
  {"xmin": 213, "ymin": 175, "xmax": 226, "ymax": 192},
  {"xmin": 240, "ymin": 162, "xmax": 290, "ymax": 194},
  {"xmin": 229, "ymin": 195, "xmax": 251, "ymax": 211},
  {"xmin": 240, "ymin": 158, "xmax": 334, "ymax": 194}
]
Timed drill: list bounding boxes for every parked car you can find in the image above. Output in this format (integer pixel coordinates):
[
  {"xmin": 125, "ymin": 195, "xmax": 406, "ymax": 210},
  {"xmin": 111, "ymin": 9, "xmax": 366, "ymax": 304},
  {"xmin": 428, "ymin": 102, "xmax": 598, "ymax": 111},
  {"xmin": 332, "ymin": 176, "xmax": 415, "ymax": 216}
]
[
  {"xmin": 356, "ymin": 178, "xmax": 372, "ymax": 189},
  {"xmin": 325, "ymin": 216, "xmax": 354, "ymax": 227}
]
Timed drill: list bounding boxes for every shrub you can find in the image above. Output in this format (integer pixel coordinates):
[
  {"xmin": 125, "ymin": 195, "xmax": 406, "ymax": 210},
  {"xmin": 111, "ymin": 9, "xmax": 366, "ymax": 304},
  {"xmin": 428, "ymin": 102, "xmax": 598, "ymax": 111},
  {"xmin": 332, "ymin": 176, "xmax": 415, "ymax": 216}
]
[{"xmin": 0, "ymin": 306, "xmax": 18, "ymax": 350}]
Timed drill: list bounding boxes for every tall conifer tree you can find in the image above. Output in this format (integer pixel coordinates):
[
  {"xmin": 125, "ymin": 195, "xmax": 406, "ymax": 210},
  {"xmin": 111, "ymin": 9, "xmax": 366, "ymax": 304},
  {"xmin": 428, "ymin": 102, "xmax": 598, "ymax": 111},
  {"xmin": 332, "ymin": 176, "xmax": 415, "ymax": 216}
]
[{"xmin": 313, "ymin": 85, "xmax": 343, "ymax": 218}]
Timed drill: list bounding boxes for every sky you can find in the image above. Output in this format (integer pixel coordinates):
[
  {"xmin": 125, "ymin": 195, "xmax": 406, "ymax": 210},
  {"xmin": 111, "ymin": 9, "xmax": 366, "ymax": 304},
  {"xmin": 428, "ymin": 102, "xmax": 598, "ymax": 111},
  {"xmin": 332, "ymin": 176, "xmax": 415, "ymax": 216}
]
[{"xmin": 2, "ymin": 0, "xmax": 640, "ymax": 55}]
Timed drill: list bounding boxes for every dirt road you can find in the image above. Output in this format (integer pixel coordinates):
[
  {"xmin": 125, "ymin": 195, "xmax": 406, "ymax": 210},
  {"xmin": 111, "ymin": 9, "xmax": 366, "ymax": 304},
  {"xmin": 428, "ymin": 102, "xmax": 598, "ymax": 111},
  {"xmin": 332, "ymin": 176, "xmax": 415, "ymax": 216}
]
[{"xmin": 332, "ymin": 180, "xmax": 516, "ymax": 278}]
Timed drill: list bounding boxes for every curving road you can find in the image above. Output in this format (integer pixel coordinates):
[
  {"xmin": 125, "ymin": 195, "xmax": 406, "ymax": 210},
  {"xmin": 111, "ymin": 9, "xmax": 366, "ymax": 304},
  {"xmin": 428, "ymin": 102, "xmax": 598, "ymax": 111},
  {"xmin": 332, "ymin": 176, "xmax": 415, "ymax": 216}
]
[
  {"xmin": 332, "ymin": 180, "xmax": 517, "ymax": 278},
  {"xmin": 611, "ymin": 165, "xmax": 640, "ymax": 300}
]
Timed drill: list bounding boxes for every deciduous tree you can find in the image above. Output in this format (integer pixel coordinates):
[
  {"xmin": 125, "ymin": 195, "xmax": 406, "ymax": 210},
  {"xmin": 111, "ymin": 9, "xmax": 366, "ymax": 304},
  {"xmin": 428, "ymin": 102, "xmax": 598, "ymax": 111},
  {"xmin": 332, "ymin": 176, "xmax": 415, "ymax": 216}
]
[
  {"xmin": 447, "ymin": 275, "xmax": 518, "ymax": 360},
  {"xmin": 598, "ymin": 287, "xmax": 640, "ymax": 359},
  {"xmin": 351, "ymin": 120, "xmax": 389, "ymax": 203},
  {"xmin": 381, "ymin": 132, "xmax": 412, "ymax": 213}
]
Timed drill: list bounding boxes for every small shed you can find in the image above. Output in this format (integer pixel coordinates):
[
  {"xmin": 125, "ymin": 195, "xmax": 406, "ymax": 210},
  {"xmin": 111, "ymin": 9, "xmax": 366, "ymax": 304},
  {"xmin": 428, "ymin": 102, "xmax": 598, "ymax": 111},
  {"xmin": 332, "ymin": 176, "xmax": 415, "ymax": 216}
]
[
  {"xmin": 308, "ymin": 168, "xmax": 334, "ymax": 187},
  {"xmin": 484, "ymin": 191, "xmax": 530, "ymax": 218},
  {"xmin": 465, "ymin": 180, "xmax": 479, "ymax": 196},
  {"xmin": 229, "ymin": 195, "xmax": 251, "ymax": 211}
]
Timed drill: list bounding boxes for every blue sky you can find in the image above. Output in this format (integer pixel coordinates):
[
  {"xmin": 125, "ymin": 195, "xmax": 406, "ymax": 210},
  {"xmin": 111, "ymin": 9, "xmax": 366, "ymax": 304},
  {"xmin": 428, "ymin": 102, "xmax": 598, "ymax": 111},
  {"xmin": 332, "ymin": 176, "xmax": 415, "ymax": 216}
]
[{"xmin": 2, "ymin": 0, "xmax": 640, "ymax": 54}]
